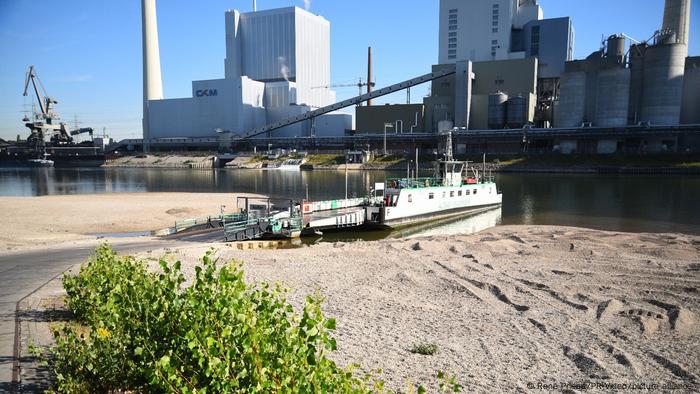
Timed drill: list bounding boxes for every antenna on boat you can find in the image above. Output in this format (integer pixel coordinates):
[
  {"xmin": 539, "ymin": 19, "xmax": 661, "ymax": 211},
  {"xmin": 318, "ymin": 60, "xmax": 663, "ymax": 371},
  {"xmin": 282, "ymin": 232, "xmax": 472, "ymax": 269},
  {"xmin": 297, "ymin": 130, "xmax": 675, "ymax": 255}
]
[
  {"xmin": 482, "ymin": 153, "xmax": 486, "ymax": 183},
  {"xmin": 444, "ymin": 130, "xmax": 453, "ymax": 161}
]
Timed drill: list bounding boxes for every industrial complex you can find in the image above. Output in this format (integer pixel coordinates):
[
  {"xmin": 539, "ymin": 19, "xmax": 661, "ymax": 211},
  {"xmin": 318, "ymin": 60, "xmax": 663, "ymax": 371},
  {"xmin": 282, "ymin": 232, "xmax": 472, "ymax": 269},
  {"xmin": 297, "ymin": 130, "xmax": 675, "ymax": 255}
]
[{"xmin": 127, "ymin": 0, "xmax": 700, "ymax": 155}]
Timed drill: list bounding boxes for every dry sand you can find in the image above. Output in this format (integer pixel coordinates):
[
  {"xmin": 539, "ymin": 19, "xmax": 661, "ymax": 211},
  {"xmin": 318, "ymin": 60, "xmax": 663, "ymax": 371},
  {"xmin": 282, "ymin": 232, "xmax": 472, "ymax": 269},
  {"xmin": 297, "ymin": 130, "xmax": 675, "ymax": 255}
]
[
  {"xmin": 142, "ymin": 226, "xmax": 700, "ymax": 392},
  {"xmin": 0, "ymin": 192, "xmax": 255, "ymax": 253}
]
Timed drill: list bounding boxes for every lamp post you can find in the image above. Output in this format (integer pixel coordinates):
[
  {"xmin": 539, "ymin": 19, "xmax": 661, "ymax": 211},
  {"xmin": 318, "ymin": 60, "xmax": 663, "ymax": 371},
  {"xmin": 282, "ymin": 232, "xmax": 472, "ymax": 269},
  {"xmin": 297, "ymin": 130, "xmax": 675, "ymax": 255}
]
[{"xmin": 383, "ymin": 123, "xmax": 394, "ymax": 155}]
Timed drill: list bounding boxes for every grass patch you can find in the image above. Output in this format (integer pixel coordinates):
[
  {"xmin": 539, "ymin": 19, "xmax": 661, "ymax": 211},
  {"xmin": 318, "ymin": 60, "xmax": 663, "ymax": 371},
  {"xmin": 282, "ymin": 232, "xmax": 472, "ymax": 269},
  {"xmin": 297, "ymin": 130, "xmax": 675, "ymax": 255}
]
[
  {"xmin": 409, "ymin": 343, "xmax": 438, "ymax": 356},
  {"xmin": 304, "ymin": 154, "xmax": 345, "ymax": 166},
  {"xmin": 369, "ymin": 154, "xmax": 405, "ymax": 165}
]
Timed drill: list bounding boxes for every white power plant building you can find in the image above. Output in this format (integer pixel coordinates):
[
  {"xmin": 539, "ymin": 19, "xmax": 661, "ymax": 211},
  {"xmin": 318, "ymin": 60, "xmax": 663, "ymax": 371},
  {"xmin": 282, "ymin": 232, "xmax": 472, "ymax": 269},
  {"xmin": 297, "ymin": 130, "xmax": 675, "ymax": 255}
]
[
  {"xmin": 146, "ymin": 5, "xmax": 351, "ymax": 140},
  {"xmin": 439, "ymin": 0, "xmax": 543, "ymax": 63}
]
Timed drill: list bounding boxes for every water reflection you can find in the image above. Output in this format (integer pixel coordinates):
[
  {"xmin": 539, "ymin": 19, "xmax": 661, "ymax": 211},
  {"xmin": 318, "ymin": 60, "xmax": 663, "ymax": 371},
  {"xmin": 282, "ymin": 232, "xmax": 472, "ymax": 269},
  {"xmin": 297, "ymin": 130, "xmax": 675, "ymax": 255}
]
[{"xmin": 1, "ymin": 168, "xmax": 698, "ymax": 234}]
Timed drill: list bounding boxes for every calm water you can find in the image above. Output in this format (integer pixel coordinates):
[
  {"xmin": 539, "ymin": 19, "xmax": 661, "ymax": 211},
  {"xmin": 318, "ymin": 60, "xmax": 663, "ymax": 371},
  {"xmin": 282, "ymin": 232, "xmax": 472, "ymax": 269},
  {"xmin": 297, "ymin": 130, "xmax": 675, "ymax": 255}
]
[{"xmin": 1, "ymin": 167, "xmax": 699, "ymax": 235}]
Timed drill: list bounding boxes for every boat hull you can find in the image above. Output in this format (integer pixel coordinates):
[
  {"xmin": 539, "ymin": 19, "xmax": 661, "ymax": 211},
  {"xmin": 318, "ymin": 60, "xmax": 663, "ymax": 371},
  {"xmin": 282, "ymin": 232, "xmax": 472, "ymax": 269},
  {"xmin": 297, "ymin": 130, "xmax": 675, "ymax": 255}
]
[{"xmin": 370, "ymin": 203, "xmax": 502, "ymax": 229}]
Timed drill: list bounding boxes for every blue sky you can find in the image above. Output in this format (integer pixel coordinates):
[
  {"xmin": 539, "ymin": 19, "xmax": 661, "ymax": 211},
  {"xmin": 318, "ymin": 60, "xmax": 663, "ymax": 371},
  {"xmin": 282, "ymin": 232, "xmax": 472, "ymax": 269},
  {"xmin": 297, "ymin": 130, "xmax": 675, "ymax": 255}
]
[{"xmin": 0, "ymin": 0, "xmax": 698, "ymax": 141}]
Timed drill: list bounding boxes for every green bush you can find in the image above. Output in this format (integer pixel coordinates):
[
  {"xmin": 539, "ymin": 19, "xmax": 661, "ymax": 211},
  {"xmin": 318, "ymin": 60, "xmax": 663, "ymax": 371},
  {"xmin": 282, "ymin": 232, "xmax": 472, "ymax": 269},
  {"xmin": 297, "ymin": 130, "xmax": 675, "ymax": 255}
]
[{"xmin": 51, "ymin": 245, "xmax": 375, "ymax": 393}]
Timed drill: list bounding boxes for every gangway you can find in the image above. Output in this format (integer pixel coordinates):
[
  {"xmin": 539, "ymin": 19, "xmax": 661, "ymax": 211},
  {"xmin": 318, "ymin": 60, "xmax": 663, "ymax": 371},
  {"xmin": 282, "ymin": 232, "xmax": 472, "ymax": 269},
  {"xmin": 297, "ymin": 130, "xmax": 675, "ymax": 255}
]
[{"xmin": 239, "ymin": 65, "xmax": 457, "ymax": 139}]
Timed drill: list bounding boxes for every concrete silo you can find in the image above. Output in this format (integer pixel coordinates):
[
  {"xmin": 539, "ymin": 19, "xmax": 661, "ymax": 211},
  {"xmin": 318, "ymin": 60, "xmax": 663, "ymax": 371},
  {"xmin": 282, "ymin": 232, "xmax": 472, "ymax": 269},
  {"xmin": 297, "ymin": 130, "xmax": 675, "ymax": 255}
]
[
  {"xmin": 680, "ymin": 57, "xmax": 700, "ymax": 124},
  {"xmin": 487, "ymin": 92, "xmax": 508, "ymax": 129},
  {"xmin": 595, "ymin": 68, "xmax": 631, "ymax": 127},
  {"xmin": 639, "ymin": 41, "xmax": 687, "ymax": 125},
  {"xmin": 507, "ymin": 95, "xmax": 528, "ymax": 128},
  {"xmin": 556, "ymin": 71, "xmax": 587, "ymax": 127}
]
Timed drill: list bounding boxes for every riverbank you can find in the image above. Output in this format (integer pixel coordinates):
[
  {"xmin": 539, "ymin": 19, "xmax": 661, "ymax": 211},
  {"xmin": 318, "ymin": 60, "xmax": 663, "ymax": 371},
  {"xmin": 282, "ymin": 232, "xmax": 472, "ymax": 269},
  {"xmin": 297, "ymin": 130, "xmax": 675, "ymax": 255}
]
[
  {"xmin": 100, "ymin": 153, "xmax": 700, "ymax": 174},
  {"xmin": 144, "ymin": 226, "xmax": 700, "ymax": 391},
  {"xmin": 103, "ymin": 154, "xmax": 215, "ymax": 168},
  {"xmin": 228, "ymin": 153, "xmax": 700, "ymax": 174},
  {"xmin": 18, "ymin": 225, "xmax": 700, "ymax": 391},
  {"xmin": 0, "ymin": 192, "xmax": 256, "ymax": 254}
]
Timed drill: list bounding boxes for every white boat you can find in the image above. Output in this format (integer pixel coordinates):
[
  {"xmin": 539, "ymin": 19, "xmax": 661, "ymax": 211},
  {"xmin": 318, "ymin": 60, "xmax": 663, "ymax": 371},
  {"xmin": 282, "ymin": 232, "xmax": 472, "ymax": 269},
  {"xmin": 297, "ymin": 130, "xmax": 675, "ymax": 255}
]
[
  {"xmin": 365, "ymin": 133, "xmax": 502, "ymax": 228},
  {"xmin": 27, "ymin": 158, "xmax": 54, "ymax": 167}
]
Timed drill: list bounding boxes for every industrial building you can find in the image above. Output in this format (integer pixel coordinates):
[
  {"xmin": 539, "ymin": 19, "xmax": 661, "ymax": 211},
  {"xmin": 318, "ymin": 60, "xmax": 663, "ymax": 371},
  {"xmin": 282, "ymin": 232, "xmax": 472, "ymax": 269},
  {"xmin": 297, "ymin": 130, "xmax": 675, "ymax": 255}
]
[
  {"xmin": 356, "ymin": 0, "xmax": 573, "ymax": 133},
  {"xmin": 129, "ymin": 0, "xmax": 698, "ymax": 156},
  {"xmin": 556, "ymin": 0, "xmax": 698, "ymax": 129},
  {"xmin": 144, "ymin": 4, "xmax": 352, "ymax": 142}
]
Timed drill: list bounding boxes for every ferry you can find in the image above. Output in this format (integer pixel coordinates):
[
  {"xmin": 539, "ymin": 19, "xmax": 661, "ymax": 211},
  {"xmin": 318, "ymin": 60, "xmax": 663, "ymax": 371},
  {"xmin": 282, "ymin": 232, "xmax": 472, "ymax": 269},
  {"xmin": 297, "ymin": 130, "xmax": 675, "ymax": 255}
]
[{"xmin": 365, "ymin": 133, "xmax": 502, "ymax": 228}]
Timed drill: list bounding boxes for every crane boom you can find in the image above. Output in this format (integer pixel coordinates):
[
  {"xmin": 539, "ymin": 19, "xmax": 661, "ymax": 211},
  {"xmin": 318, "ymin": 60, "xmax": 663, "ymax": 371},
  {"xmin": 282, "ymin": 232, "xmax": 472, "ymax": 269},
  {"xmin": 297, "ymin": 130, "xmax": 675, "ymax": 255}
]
[{"xmin": 23, "ymin": 66, "xmax": 48, "ymax": 116}]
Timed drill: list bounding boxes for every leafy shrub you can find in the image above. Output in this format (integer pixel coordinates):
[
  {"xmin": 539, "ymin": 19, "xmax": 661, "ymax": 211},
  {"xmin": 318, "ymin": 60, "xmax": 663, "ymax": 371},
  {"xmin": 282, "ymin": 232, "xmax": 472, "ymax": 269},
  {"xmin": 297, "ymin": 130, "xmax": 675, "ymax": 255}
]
[
  {"xmin": 409, "ymin": 343, "xmax": 438, "ymax": 356},
  {"xmin": 51, "ymin": 245, "xmax": 374, "ymax": 393}
]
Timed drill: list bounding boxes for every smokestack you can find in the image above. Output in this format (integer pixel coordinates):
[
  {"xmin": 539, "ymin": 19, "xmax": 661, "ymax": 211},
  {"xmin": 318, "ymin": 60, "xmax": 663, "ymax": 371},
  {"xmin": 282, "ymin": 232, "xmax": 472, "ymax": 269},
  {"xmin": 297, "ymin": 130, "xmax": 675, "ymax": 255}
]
[
  {"xmin": 367, "ymin": 46, "xmax": 373, "ymax": 106},
  {"xmin": 253, "ymin": 0, "xmax": 257, "ymax": 12},
  {"xmin": 662, "ymin": 0, "xmax": 690, "ymax": 46},
  {"xmin": 142, "ymin": 0, "xmax": 163, "ymax": 152}
]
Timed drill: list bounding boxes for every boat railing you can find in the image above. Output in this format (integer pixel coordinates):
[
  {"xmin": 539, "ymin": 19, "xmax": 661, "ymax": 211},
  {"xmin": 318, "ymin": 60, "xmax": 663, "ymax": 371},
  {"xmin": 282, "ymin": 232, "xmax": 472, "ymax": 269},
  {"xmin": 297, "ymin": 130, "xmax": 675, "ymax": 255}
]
[{"xmin": 385, "ymin": 177, "xmax": 444, "ymax": 189}]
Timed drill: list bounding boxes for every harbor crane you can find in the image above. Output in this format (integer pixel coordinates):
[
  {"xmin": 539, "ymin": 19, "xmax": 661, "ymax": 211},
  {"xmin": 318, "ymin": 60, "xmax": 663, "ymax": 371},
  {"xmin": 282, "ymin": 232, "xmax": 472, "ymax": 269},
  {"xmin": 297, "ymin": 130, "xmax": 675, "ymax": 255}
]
[
  {"xmin": 311, "ymin": 78, "xmax": 376, "ymax": 106},
  {"xmin": 22, "ymin": 65, "xmax": 91, "ymax": 146}
]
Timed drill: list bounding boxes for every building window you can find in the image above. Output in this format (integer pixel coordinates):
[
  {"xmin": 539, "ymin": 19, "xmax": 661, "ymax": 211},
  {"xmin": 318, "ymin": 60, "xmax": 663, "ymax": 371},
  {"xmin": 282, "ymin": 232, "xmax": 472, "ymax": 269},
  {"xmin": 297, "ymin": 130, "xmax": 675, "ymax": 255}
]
[
  {"xmin": 492, "ymin": 28, "xmax": 498, "ymax": 33},
  {"xmin": 492, "ymin": 4, "xmax": 499, "ymax": 9},
  {"xmin": 448, "ymin": 55, "xmax": 456, "ymax": 59},
  {"xmin": 429, "ymin": 192, "xmax": 434, "ymax": 199},
  {"xmin": 530, "ymin": 25, "xmax": 540, "ymax": 56},
  {"xmin": 492, "ymin": 20, "xmax": 499, "ymax": 27},
  {"xmin": 493, "ymin": 15, "xmax": 499, "ymax": 21},
  {"xmin": 449, "ymin": 8, "xmax": 458, "ymax": 14},
  {"xmin": 449, "ymin": 38, "xmax": 457, "ymax": 43},
  {"xmin": 449, "ymin": 32, "xmax": 457, "ymax": 37},
  {"xmin": 448, "ymin": 43, "xmax": 457, "ymax": 49},
  {"xmin": 449, "ymin": 19, "xmax": 457, "ymax": 25},
  {"xmin": 449, "ymin": 25, "xmax": 457, "ymax": 30},
  {"xmin": 492, "ymin": 40, "xmax": 498, "ymax": 45},
  {"xmin": 448, "ymin": 49, "xmax": 456, "ymax": 55}
]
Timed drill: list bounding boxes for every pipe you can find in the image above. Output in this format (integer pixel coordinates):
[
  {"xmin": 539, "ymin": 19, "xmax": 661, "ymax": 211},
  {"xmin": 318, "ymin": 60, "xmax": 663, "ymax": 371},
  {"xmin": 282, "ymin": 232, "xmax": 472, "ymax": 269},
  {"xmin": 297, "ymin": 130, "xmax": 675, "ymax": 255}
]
[
  {"xmin": 367, "ymin": 47, "xmax": 373, "ymax": 106},
  {"xmin": 395, "ymin": 120, "xmax": 403, "ymax": 134},
  {"xmin": 410, "ymin": 111, "xmax": 419, "ymax": 133}
]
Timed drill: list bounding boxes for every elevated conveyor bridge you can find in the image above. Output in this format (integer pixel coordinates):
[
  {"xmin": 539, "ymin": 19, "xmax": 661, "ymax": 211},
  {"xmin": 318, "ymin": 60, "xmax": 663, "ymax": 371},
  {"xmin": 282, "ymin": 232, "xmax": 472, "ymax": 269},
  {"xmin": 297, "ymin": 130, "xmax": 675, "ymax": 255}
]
[{"xmin": 239, "ymin": 65, "xmax": 457, "ymax": 139}]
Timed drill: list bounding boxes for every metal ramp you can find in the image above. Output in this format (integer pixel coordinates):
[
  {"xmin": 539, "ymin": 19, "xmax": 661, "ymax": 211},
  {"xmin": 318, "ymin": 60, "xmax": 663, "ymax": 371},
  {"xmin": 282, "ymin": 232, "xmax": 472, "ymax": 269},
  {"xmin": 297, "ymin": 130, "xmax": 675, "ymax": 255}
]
[{"xmin": 305, "ymin": 206, "xmax": 367, "ymax": 231}]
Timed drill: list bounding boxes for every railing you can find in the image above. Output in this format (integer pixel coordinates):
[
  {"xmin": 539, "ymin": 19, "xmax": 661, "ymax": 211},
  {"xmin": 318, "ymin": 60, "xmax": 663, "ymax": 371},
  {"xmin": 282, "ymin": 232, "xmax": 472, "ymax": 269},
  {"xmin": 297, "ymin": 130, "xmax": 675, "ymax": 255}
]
[{"xmin": 175, "ymin": 213, "xmax": 246, "ymax": 232}]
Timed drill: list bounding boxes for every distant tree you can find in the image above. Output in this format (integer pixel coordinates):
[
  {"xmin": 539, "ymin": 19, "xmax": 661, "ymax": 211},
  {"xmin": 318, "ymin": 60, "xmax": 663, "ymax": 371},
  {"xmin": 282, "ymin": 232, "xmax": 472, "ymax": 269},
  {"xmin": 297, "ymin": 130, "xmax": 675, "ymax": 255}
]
[{"xmin": 16, "ymin": 134, "xmax": 20, "ymax": 142}]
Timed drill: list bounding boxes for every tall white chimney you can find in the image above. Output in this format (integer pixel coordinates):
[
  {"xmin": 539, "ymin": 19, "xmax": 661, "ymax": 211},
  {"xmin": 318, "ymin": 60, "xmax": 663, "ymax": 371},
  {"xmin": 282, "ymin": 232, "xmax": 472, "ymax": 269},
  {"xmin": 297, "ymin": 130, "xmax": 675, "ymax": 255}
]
[{"xmin": 142, "ymin": 0, "xmax": 163, "ymax": 152}]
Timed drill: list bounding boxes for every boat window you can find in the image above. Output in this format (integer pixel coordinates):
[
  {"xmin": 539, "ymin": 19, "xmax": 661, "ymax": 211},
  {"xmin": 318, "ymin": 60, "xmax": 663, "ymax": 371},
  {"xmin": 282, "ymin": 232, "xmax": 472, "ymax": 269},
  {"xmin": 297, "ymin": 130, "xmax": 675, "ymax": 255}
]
[
  {"xmin": 450, "ymin": 191, "xmax": 454, "ymax": 197},
  {"xmin": 408, "ymin": 194, "xmax": 413, "ymax": 203},
  {"xmin": 466, "ymin": 190, "xmax": 471, "ymax": 195},
  {"xmin": 458, "ymin": 190, "xmax": 462, "ymax": 196},
  {"xmin": 442, "ymin": 191, "xmax": 446, "ymax": 198},
  {"xmin": 473, "ymin": 189, "xmax": 477, "ymax": 194},
  {"xmin": 429, "ymin": 192, "xmax": 434, "ymax": 200}
]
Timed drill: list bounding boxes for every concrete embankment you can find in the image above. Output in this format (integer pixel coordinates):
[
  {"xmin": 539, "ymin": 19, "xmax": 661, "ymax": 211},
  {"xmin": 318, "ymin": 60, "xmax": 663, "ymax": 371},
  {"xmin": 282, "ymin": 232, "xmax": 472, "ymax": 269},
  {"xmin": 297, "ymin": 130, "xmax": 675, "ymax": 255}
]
[{"xmin": 103, "ymin": 155, "xmax": 215, "ymax": 168}]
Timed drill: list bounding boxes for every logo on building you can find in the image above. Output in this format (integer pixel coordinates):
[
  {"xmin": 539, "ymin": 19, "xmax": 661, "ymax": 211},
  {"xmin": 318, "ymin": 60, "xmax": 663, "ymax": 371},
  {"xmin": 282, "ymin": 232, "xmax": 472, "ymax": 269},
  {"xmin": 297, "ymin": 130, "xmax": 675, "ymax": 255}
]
[{"xmin": 196, "ymin": 89, "xmax": 218, "ymax": 97}]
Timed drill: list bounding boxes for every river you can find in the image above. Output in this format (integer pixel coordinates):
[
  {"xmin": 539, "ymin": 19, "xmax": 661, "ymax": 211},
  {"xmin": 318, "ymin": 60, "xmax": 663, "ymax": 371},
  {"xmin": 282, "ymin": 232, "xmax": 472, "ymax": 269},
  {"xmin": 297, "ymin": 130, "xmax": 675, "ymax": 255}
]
[{"xmin": 1, "ymin": 167, "xmax": 699, "ymax": 236}]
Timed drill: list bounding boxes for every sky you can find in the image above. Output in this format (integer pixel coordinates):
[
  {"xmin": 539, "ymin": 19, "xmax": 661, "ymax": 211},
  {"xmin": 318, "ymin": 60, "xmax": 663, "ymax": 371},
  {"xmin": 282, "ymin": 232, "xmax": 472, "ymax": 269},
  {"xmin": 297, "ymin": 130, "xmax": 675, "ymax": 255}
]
[{"xmin": 0, "ymin": 0, "xmax": 698, "ymax": 141}]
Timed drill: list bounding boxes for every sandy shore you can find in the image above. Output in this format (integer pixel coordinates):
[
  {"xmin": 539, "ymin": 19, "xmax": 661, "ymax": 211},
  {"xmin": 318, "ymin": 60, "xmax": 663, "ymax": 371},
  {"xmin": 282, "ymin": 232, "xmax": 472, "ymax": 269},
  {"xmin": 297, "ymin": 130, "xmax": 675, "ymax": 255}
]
[
  {"xmin": 136, "ymin": 225, "xmax": 700, "ymax": 392},
  {"xmin": 0, "ymin": 192, "xmax": 257, "ymax": 253}
]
